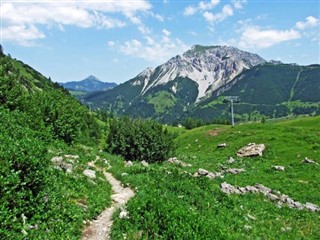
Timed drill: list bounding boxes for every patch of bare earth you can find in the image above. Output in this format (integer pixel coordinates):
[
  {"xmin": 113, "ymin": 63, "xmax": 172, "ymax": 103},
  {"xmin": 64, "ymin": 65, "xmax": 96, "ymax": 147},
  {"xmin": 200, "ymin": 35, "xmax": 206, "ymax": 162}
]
[
  {"xmin": 82, "ymin": 172, "xmax": 134, "ymax": 240},
  {"xmin": 207, "ymin": 128, "xmax": 223, "ymax": 136}
]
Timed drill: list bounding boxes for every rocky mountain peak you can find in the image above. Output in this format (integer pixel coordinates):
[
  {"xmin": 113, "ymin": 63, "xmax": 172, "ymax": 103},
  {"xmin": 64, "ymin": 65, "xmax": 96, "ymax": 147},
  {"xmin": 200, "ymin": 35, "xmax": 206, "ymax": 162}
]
[
  {"xmin": 137, "ymin": 67, "xmax": 155, "ymax": 78},
  {"xmin": 135, "ymin": 45, "xmax": 266, "ymax": 100},
  {"xmin": 83, "ymin": 75, "xmax": 101, "ymax": 82}
]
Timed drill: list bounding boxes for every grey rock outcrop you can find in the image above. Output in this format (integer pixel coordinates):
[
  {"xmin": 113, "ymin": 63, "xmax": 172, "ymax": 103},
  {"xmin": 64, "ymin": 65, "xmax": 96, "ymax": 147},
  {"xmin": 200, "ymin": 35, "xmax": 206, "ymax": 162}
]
[
  {"xmin": 125, "ymin": 161, "xmax": 134, "ymax": 167},
  {"xmin": 221, "ymin": 182, "xmax": 241, "ymax": 194},
  {"xmin": 220, "ymin": 182, "xmax": 319, "ymax": 212},
  {"xmin": 217, "ymin": 143, "xmax": 227, "ymax": 148},
  {"xmin": 237, "ymin": 143, "xmax": 265, "ymax": 157},
  {"xmin": 196, "ymin": 168, "xmax": 209, "ymax": 176},
  {"xmin": 273, "ymin": 165, "xmax": 285, "ymax": 171},
  {"xmin": 134, "ymin": 45, "xmax": 266, "ymax": 101},
  {"xmin": 225, "ymin": 168, "xmax": 245, "ymax": 174},
  {"xmin": 305, "ymin": 202, "xmax": 320, "ymax": 212},
  {"xmin": 302, "ymin": 157, "xmax": 318, "ymax": 165},
  {"xmin": 51, "ymin": 156, "xmax": 73, "ymax": 173},
  {"xmin": 226, "ymin": 157, "xmax": 235, "ymax": 164},
  {"xmin": 141, "ymin": 160, "xmax": 149, "ymax": 167},
  {"xmin": 194, "ymin": 167, "xmax": 244, "ymax": 179},
  {"xmin": 167, "ymin": 157, "xmax": 192, "ymax": 167}
]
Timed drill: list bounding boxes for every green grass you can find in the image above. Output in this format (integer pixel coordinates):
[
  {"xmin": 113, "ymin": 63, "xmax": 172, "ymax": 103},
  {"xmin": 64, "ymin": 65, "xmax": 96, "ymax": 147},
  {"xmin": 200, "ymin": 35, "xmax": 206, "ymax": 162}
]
[
  {"xmin": 107, "ymin": 116, "xmax": 320, "ymax": 239},
  {"xmin": 148, "ymin": 91, "xmax": 176, "ymax": 113},
  {"xmin": 69, "ymin": 90, "xmax": 87, "ymax": 97},
  {"xmin": 30, "ymin": 144, "xmax": 113, "ymax": 239}
]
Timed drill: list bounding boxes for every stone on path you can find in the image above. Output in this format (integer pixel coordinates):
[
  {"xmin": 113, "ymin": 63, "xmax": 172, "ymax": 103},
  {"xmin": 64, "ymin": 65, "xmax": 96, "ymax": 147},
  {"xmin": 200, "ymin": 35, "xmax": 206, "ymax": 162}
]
[{"xmin": 83, "ymin": 169, "xmax": 96, "ymax": 179}]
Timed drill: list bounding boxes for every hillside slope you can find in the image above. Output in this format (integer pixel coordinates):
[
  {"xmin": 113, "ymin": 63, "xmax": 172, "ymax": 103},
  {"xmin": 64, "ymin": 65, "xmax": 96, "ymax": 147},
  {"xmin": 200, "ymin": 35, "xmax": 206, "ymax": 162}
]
[
  {"xmin": 194, "ymin": 63, "xmax": 320, "ymax": 122},
  {"xmin": 0, "ymin": 52, "xmax": 112, "ymax": 239},
  {"xmin": 107, "ymin": 116, "xmax": 320, "ymax": 239}
]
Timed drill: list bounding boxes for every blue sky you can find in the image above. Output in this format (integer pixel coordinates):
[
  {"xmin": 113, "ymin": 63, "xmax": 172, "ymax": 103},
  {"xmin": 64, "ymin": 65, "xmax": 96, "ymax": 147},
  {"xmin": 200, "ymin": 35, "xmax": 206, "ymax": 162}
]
[{"xmin": 1, "ymin": 0, "xmax": 319, "ymax": 83}]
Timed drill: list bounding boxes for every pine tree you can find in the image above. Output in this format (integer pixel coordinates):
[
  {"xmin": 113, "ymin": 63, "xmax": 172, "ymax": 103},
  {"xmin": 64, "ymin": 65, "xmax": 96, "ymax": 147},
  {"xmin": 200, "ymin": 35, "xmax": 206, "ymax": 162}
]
[{"xmin": 0, "ymin": 44, "xmax": 4, "ymax": 57}]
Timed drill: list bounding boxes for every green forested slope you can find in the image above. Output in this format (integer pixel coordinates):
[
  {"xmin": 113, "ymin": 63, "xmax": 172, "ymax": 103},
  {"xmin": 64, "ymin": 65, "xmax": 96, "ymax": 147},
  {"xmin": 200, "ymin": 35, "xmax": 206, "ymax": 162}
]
[
  {"xmin": 81, "ymin": 63, "xmax": 319, "ymax": 124},
  {"xmin": 0, "ymin": 51, "xmax": 111, "ymax": 239},
  {"xmin": 195, "ymin": 64, "xmax": 320, "ymax": 122}
]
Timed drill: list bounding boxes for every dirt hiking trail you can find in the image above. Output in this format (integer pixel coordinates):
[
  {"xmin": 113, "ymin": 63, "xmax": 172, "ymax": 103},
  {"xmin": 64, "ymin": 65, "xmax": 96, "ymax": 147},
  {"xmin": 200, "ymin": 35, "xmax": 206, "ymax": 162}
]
[{"xmin": 82, "ymin": 172, "xmax": 134, "ymax": 240}]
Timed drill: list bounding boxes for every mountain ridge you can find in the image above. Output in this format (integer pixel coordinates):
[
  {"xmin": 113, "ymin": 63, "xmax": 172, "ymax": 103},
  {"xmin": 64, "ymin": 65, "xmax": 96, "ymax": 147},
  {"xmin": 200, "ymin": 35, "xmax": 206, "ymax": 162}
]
[
  {"xmin": 82, "ymin": 45, "xmax": 320, "ymax": 123},
  {"xmin": 61, "ymin": 75, "xmax": 117, "ymax": 93},
  {"xmin": 131, "ymin": 45, "xmax": 266, "ymax": 101}
]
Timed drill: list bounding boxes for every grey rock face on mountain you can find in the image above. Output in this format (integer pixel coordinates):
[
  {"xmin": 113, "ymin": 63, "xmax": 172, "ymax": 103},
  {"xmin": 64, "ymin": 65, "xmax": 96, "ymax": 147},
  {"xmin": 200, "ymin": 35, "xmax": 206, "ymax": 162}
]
[
  {"xmin": 61, "ymin": 75, "xmax": 117, "ymax": 92},
  {"xmin": 132, "ymin": 45, "xmax": 266, "ymax": 101},
  {"xmin": 81, "ymin": 45, "xmax": 319, "ymax": 124}
]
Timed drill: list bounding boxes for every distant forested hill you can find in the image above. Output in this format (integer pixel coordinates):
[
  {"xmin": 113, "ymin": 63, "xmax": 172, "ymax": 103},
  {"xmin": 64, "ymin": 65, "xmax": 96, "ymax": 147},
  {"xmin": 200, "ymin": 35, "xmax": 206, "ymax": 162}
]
[{"xmin": 61, "ymin": 75, "xmax": 117, "ymax": 95}]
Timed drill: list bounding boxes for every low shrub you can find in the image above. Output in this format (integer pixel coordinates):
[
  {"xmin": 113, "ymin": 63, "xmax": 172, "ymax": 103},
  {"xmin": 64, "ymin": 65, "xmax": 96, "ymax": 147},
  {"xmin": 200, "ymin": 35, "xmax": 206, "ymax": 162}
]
[{"xmin": 106, "ymin": 117, "xmax": 176, "ymax": 163}]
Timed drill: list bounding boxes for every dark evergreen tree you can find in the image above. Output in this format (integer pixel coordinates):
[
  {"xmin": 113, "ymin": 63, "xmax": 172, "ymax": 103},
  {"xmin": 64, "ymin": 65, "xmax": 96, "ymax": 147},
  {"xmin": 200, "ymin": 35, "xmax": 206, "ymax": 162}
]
[{"xmin": 0, "ymin": 44, "xmax": 4, "ymax": 56}]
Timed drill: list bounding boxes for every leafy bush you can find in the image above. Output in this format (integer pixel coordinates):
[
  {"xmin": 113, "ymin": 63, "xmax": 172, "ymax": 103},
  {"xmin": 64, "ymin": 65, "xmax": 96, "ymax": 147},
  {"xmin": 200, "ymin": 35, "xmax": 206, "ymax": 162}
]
[
  {"xmin": 0, "ymin": 108, "xmax": 112, "ymax": 239},
  {"xmin": 106, "ymin": 117, "xmax": 176, "ymax": 163},
  {"xmin": 0, "ymin": 109, "xmax": 49, "ymax": 237},
  {"xmin": 183, "ymin": 117, "xmax": 205, "ymax": 129}
]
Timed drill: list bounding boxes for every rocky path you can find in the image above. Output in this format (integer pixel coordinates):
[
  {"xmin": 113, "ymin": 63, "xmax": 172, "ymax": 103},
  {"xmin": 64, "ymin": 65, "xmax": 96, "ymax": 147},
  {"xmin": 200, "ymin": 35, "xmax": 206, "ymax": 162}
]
[{"xmin": 82, "ymin": 172, "xmax": 134, "ymax": 240}]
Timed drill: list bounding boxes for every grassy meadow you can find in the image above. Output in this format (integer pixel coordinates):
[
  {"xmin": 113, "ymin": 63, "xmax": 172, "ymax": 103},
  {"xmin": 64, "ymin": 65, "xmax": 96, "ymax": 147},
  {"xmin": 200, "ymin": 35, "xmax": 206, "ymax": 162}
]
[{"xmin": 105, "ymin": 116, "xmax": 320, "ymax": 239}]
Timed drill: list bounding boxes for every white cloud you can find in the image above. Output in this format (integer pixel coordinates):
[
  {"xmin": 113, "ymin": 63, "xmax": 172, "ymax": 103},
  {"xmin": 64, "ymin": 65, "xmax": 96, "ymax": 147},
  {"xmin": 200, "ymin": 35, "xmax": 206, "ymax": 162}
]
[
  {"xmin": 108, "ymin": 41, "xmax": 115, "ymax": 47},
  {"xmin": 295, "ymin": 16, "xmax": 319, "ymax": 30},
  {"xmin": 184, "ymin": 6, "xmax": 198, "ymax": 16},
  {"xmin": 149, "ymin": 12, "xmax": 165, "ymax": 22},
  {"xmin": 232, "ymin": 0, "xmax": 247, "ymax": 9},
  {"xmin": 199, "ymin": 0, "xmax": 220, "ymax": 10},
  {"xmin": 185, "ymin": 0, "xmax": 245, "ymax": 24},
  {"xmin": 203, "ymin": 4, "xmax": 234, "ymax": 23},
  {"xmin": 118, "ymin": 33, "xmax": 189, "ymax": 62},
  {"xmin": 155, "ymin": 14, "xmax": 165, "ymax": 22},
  {"xmin": 94, "ymin": 13, "xmax": 126, "ymax": 29},
  {"xmin": 239, "ymin": 26, "xmax": 301, "ymax": 49},
  {"xmin": 184, "ymin": 0, "xmax": 220, "ymax": 16},
  {"xmin": 1, "ymin": 1, "xmax": 151, "ymax": 45},
  {"xmin": 188, "ymin": 31, "xmax": 198, "ymax": 36},
  {"xmin": 2, "ymin": 25, "xmax": 45, "ymax": 46},
  {"xmin": 162, "ymin": 29, "xmax": 171, "ymax": 37},
  {"xmin": 145, "ymin": 36, "xmax": 155, "ymax": 45},
  {"xmin": 138, "ymin": 25, "xmax": 152, "ymax": 35}
]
